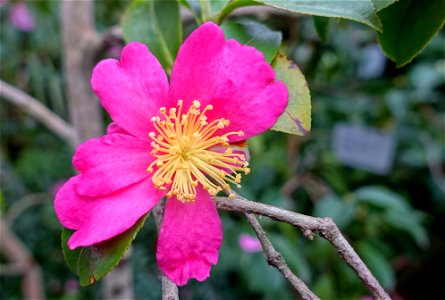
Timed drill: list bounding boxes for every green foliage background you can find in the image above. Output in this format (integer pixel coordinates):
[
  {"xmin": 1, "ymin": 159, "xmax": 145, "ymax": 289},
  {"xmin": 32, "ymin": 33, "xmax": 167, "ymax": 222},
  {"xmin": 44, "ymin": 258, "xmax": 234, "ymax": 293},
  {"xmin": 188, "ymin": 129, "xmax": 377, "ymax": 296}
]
[{"xmin": 1, "ymin": 1, "xmax": 444, "ymax": 299}]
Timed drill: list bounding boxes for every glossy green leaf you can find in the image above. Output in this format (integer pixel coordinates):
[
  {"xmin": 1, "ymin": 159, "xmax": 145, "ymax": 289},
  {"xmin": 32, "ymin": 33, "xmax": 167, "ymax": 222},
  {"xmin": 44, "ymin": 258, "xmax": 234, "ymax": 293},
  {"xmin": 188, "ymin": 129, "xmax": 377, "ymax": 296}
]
[
  {"xmin": 259, "ymin": 0, "xmax": 382, "ymax": 31},
  {"xmin": 222, "ymin": 20, "xmax": 282, "ymax": 62},
  {"xmin": 355, "ymin": 185, "xmax": 408, "ymax": 211},
  {"xmin": 215, "ymin": 0, "xmax": 258, "ymax": 24},
  {"xmin": 376, "ymin": 0, "xmax": 445, "ymax": 67},
  {"xmin": 181, "ymin": 0, "xmax": 230, "ymax": 23},
  {"xmin": 383, "ymin": 209, "xmax": 429, "ymax": 248},
  {"xmin": 121, "ymin": 0, "xmax": 182, "ymax": 72},
  {"xmin": 61, "ymin": 214, "xmax": 149, "ymax": 286},
  {"xmin": 271, "ymin": 52, "xmax": 311, "ymax": 136},
  {"xmin": 312, "ymin": 16, "xmax": 330, "ymax": 42},
  {"xmin": 371, "ymin": 0, "xmax": 398, "ymax": 12}
]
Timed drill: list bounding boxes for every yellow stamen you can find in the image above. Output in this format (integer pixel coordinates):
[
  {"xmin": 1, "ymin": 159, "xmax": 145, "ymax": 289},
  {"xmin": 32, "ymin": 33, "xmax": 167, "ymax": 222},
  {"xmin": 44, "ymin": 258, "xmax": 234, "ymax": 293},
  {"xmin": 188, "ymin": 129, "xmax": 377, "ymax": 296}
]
[{"xmin": 147, "ymin": 100, "xmax": 249, "ymax": 203}]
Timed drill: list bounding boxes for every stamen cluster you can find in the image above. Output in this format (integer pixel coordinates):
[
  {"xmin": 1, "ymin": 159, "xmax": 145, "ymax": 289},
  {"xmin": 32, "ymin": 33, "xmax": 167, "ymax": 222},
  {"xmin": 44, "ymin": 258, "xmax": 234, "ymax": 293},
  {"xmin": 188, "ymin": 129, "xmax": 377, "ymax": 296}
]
[{"xmin": 147, "ymin": 100, "xmax": 250, "ymax": 202}]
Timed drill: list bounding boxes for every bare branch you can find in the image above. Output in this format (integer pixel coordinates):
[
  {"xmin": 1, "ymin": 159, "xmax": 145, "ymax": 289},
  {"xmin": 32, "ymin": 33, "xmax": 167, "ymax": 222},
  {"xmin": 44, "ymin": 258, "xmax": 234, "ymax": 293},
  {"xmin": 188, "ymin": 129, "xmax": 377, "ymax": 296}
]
[
  {"xmin": 153, "ymin": 202, "xmax": 179, "ymax": 300},
  {"xmin": 0, "ymin": 218, "xmax": 44, "ymax": 299},
  {"xmin": 214, "ymin": 195, "xmax": 391, "ymax": 300},
  {"xmin": 0, "ymin": 80, "xmax": 79, "ymax": 148},
  {"xmin": 244, "ymin": 212, "xmax": 320, "ymax": 300},
  {"xmin": 61, "ymin": 0, "xmax": 102, "ymax": 142}
]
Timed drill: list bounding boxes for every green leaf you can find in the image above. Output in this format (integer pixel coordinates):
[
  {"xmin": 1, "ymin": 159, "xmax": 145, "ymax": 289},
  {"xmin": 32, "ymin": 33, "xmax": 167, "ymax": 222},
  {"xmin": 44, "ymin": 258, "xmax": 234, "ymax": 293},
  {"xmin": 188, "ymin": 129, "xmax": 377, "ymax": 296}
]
[
  {"xmin": 371, "ymin": 0, "xmax": 398, "ymax": 12},
  {"xmin": 376, "ymin": 0, "xmax": 445, "ymax": 67},
  {"xmin": 312, "ymin": 16, "xmax": 330, "ymax": 42},
  {"xmin": 221, "ymin": 20, "xmax": 282, "ymax": 62},
  {"xmin": 181, "ymin": 0, "xmax": 231, "ymax": 23},
  {"xmin": 215, "ymin": 0, "xmax": 258, "ymax": 24},
  {"xmin": 271, "ymin": 52, "xmax": 311, "ymax": 136},
  {"xmin": 61, "ymin": 214, "xmax": 149, "ymax": 286},
  {"xmin": 355, "ymin": 185, "xmax": 409, "ymax": 211},
  {"xmin": 383, "ymin": 209, "xmax": 429, "ymax": 248},
  {"xmin": 358, "ymin": 243, "xmax": 396, "ymax": 290},
  {"xmin": 258, "ymin": 0, "xmax": 382, "ymax": 31},
  {"xmin": 121, "ymin": 0, "xmax": 182, "ymax": 72},
  {"xmin": 314, "ymin": 194, "xmax": 356, "ymax": 229}
]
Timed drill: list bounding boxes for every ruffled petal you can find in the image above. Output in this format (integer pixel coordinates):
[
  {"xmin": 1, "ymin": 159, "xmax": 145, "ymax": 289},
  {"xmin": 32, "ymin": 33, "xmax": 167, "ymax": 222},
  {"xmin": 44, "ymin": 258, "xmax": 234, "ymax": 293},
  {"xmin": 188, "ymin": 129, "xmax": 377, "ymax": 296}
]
[
  {"xmin": 91, "ymin": 42, "xmax": 169, "ymax": 139},
  {"xmin": 156, "ymin": 187, "xmax": 222, "ymax": 286},
  {"xmin": 169, "ymin": 22, "xmax": 288, "ymax": 142},
  {"xmin": 73, "ymin": 133, "xmax": 153, "ymax": 197},
  {"xmin": 106, "ymin": 122, "xmax": 130, "ymax": 135},
  {"xmin": 54, "ymin": 176, "xmax": 164, "ymax": 249}
]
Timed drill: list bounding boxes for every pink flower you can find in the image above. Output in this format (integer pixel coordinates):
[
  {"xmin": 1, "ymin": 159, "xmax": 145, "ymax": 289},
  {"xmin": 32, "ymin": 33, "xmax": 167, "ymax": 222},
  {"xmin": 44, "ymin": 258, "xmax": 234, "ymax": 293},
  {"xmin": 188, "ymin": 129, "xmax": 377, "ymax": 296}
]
[
  {"xmin": 239, "ymin": 234, "xmax": 262, "ymax": 253},
  {"xmin": 9, "ymin": 3, "xmax": 35, "ymax": 32},
  {"xmin": 54, "ymin": 22, "xmax": 287, "ymax": 286}
]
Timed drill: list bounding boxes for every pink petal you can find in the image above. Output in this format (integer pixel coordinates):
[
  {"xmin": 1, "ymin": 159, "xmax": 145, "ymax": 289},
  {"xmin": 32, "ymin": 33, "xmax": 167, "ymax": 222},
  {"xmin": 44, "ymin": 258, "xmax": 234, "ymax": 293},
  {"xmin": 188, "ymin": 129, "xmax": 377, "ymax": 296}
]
[
  {"xmin": 54, "ymin": 176, "xmax": 164, "ymax": 249},
  {"xmin": 73, "ymin": 133, "xmax": 153, "ymax": 197},
  {"xmin": 170, "ymin": 22, "xmax": 288, "ymax": 142},
  {"xmin": 156, "ymin": 187, "xmax": 222, "ymax": 286},
  {"xmin": 91, "ymin": 42, "xmax": 169, "ymax": 139},
  {"xmin": 106, "ymin": 122, "xmax": 130, "ymax": 135}
]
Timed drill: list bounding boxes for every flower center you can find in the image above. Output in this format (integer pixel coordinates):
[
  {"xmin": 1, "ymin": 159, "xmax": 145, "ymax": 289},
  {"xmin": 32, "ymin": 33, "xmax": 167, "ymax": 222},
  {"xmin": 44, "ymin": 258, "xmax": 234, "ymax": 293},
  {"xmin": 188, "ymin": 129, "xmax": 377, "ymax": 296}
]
[{"xmin": 147, "ymin": 100, "xmax": 250, "ymax": 202}]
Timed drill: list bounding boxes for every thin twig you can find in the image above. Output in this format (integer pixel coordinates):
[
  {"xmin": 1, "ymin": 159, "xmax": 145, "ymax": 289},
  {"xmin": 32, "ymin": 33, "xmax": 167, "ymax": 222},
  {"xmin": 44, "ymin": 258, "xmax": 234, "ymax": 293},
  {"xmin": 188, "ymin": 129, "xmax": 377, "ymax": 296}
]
[
  {"xmin": 153, "ymin": 201, "xmax": 179, "ymax": 300},
  {"xmin": 0, "ymin": 80, "xmax": 79, "ymax": 148},
  {"xmin": 5, "ymin": 193, "xmax": 47, "ymax": 225},
  {"xmin": 244, "ymin": 212, "xmax": 320, "ymax": 300},
  {"xmin": 214, "ymin": 194, "xmax": 391, "ymax": 300},
  {"xmin": 0, "ymin": 218, "xmax": 44, "ymax": 299}
]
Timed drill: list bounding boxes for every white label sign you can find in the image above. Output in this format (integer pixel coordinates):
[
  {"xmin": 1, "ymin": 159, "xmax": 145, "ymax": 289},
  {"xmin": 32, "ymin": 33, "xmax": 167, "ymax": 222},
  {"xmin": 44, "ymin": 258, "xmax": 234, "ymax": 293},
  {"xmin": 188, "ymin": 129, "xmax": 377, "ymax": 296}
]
[{"xmin": 332, "ymin": 124, "xmax": 396, "ymax": 175}]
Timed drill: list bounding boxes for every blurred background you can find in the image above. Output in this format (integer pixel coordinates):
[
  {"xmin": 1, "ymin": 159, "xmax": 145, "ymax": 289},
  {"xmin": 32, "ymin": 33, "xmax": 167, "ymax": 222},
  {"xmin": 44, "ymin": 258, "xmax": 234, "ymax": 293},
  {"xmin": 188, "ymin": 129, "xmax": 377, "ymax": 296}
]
[{"xmin": 1, "ymin": 1, "xmax": 444, "ymax": 299}]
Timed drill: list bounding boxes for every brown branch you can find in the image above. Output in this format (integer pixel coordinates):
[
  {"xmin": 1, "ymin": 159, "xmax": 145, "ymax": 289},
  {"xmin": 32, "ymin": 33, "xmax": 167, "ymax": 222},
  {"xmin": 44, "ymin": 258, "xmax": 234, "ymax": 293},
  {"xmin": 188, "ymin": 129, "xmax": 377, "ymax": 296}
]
[
  {"xmin": 0, "ymin": 218, "xmax": 44, "ymax": 299},
  {"xmin": 153, "ymin": 202, "xmax": 179, "ymax": 300},
  {"xmin": 214, "ymin": 194, "xmax": 391, "ymax": 300},
  {"xmin": 61, "ymin": 0, "xmax": 102, "ymax": 142},
  {"xmin": 244, "ymin": 212, "xmax": 320, "ymax": 300},
  {"xmin": 0, "ymin": 80, "xmax": 79, "ymax": 148}
]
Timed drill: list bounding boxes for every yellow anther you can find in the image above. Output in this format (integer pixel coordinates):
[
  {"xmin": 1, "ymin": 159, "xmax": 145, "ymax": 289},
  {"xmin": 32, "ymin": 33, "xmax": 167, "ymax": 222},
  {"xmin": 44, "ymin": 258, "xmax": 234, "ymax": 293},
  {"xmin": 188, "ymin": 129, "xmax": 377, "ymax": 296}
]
[
  {"xmin": 147, "ymin": 100, "xmax": 249, "ymax": 201},
  {"xmin": 235, "ymin": 174, "xmax": 241, "ymax": 183},
  {"xmin": 193, "ymin": 100, "xmax": 201, "ymax": 108}
]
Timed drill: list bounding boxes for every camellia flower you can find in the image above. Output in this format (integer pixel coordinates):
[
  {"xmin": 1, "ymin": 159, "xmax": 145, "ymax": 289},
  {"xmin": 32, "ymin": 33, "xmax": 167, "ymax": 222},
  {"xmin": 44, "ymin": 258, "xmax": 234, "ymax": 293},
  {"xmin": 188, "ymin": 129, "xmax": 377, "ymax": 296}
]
[{"xmin": 55, "ymin": 22, "xmax": 287, "ymax": 286}]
